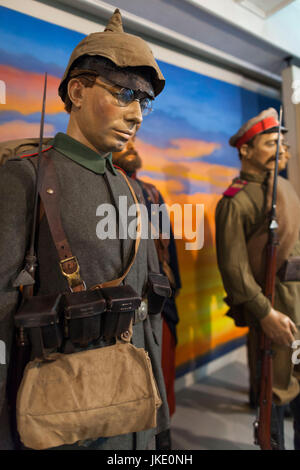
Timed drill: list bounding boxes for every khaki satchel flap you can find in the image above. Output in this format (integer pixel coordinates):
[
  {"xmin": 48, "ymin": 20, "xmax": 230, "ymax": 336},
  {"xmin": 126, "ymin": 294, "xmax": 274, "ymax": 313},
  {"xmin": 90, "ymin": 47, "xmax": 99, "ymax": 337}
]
[{"xmin": 16, "ymin": 343, "xmax": 162, "ymax": 450}]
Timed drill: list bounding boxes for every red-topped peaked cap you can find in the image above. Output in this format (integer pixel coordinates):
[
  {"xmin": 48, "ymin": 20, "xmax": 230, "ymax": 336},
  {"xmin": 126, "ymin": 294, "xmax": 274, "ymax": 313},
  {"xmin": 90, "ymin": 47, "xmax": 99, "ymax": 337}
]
[
  {"xmin": 229, "ymin": 108, "xmax": 287, "ymax": 149},
  {"xmin": 58, "ymin": 8, "xmax": 165, "ymax": 101}
]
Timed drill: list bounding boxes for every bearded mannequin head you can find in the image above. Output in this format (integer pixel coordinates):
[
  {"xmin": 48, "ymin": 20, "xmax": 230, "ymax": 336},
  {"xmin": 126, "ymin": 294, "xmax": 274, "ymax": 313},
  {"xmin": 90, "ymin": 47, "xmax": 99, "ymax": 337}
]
[{"xmin": 112, "ymin": 138, "xmax": 143, "ymax": 174}]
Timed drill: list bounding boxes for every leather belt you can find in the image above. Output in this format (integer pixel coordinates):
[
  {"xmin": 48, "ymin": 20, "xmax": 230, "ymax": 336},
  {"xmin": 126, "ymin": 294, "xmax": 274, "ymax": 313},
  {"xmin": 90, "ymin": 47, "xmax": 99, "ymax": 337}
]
[{"xmin": 277, "ymin": 256, "xmax": 300, "ymax": 282}]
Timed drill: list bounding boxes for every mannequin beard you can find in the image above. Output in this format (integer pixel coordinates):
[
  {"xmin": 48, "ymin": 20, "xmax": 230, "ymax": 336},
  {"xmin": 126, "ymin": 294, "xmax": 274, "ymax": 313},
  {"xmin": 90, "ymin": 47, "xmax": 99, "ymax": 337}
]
[{"xmin": 112, "ymin": 148, "xmax": 143, "ymax": 173}]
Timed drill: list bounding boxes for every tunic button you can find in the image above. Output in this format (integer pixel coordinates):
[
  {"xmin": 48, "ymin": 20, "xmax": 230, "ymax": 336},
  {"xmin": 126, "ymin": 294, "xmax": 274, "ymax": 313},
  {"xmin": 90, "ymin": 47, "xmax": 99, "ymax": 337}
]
[{"xmin": 137, "ymin": 300, "xmax": 148, "ymax": 321}]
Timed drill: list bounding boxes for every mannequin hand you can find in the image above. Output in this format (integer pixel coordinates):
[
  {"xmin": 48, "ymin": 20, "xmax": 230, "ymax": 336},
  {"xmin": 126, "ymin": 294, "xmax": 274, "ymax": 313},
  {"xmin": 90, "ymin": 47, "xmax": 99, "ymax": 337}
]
[{"xmin": 260, "ymin": 308, "xmax": 297, "ymax": 347}]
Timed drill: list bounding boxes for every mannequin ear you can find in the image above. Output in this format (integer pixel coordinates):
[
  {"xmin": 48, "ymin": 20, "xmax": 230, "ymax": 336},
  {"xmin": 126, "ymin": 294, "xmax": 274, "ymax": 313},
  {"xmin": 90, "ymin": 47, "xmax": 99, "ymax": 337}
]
[
  {"xmin": 240, "ymin": 144, "xmax": 251, "ymax": 160},
  {"xmin": 67, "ymin": 78, "xmax": 85, "ymax": 109}
]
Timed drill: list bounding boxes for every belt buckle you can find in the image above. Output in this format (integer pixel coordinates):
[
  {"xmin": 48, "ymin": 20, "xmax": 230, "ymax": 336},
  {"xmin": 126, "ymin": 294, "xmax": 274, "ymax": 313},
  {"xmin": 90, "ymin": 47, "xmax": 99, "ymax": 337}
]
[{"xmin": 59, "ymin": 256, "xmax": 85, "ymax": 291}]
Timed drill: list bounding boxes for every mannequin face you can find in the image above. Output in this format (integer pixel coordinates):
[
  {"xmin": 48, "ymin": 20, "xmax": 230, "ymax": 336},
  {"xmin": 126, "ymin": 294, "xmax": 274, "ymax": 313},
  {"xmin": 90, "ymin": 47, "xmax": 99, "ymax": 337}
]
[
  {"xmin": 67, "ymin": 74, "xmax": 151, "ymax": 154},
  {"xmin": 278, "ymin": 141, "xmax": 291, "ymax": 172},
  {"xmin": 240, "ymin": 132, "xmax": 285, "ymax": 173}
]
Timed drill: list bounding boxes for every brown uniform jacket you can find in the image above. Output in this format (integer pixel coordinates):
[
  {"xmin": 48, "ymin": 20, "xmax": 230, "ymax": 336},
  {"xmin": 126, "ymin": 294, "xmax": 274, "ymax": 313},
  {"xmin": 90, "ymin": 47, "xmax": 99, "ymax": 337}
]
[{"xmin": 215, "ymin": 171, "xmax": 300, "ymax": 327}]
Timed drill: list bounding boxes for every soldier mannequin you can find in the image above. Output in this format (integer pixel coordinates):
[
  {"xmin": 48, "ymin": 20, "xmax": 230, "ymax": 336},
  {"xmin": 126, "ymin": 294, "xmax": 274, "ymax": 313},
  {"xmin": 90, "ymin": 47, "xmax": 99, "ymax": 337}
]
[
  {"xmin": 0, "ymin": 9, "xmax": 169, "ymax": 450},
  {"xmin": 215, "ymin": 108, "xmax": 300, "ymax": 449}
]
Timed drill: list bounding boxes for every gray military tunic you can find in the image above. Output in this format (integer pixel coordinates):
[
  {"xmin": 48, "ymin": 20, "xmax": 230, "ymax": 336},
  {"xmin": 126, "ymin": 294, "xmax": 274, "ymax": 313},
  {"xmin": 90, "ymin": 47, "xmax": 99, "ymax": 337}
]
[{"xmin": 0, "ymin": 132, "xmax": 169, "ymax": 450}]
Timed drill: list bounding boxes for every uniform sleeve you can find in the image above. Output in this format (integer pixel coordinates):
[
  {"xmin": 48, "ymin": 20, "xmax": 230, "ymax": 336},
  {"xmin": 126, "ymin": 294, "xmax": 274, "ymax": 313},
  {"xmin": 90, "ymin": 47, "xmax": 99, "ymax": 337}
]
[
  {"xmin": 145, "ymin": 232, "xmax": 170, "ymax": 434},
  {"xmin": 0, "ymin": 160, "xmax": 35, "ymax": 418},
  {"xmin": 215, "ymin": 197, "xmax": 271, "ymax": 321},
  {"xmin": 147, "ymin": 235, "xmax": 160, "ymax": 276}
]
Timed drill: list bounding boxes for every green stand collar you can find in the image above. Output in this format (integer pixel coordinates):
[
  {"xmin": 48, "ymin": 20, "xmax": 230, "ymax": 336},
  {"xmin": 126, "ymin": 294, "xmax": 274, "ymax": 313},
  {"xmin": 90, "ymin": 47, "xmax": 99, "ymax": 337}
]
[{"xmin": 52, "ymin": 132, "xmax": 117, "ymax": 175}]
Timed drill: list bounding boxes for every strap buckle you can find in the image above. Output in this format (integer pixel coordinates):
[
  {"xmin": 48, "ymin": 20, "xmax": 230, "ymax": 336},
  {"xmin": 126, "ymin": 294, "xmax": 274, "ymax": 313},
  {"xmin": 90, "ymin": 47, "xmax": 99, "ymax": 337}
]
[{"xmin": 59, "ymin": 256, "xmax": 86, "ymax": 291}]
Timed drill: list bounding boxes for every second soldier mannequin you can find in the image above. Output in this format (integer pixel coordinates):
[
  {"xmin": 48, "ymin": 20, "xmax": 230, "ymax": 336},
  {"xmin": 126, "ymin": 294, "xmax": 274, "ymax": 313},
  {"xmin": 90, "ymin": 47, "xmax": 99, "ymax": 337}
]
[{"xmin": 215, "ymin": 108, "xmax": 300, "ymax": 450}]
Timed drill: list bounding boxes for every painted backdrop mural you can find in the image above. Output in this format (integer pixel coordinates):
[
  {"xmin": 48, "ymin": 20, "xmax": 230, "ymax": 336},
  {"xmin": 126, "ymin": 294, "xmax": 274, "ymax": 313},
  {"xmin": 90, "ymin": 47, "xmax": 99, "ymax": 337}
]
[{"xmin": 0, "ymin": 6, "xmax": 280, "ymax": 375}]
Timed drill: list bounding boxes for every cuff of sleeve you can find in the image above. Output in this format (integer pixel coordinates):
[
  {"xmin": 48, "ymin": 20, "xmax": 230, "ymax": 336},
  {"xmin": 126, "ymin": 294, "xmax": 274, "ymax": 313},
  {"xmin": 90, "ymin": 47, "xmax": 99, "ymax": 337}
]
[{"xmin": 243, "ymin": 293, "xmax": 271, "ymax": 321}]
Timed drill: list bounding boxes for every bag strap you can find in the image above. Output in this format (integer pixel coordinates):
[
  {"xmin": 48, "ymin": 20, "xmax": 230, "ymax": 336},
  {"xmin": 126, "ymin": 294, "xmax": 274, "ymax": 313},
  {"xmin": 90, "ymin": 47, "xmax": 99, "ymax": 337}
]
[{"xmin": 91, "ymin": 169, "xmax": 141, "ymax": 289}]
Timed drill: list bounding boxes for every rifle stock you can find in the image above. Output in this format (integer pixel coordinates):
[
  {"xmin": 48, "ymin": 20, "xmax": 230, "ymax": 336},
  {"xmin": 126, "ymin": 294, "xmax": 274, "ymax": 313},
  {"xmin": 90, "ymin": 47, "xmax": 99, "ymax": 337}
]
[
  {"xmin": 256, "ymin": 245, "xmax": 277, "ymax": 450},
  {"xmin": 255, "ymin": 246, "xmax": 277, "ymax": 450}
]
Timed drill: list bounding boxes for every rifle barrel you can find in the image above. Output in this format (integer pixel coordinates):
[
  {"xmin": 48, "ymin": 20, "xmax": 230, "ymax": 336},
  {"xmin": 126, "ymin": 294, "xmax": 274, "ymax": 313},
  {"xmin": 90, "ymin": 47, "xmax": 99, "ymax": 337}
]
[{"xmin": 28, "ymin": 72, "xmax": 47, "ymax": 258}]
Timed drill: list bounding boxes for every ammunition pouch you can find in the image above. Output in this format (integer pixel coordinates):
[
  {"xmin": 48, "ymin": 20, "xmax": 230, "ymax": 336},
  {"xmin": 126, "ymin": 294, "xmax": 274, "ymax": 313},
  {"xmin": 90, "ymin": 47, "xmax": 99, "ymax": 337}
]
[
  {"xmin": 15, "ymin": 286, "xmax": 141, "ymax": 359},
  {"xmin": 100, "ymin": 285, "xmax": 141, "ymax": 339},
  {"xmin": 147, "ymin": 272, "xmax": 172, "ymax": 314},
  {"xmin": 277, "ymin": 256, "xmax": 300, "ymax": 282},
  {"xmin": 63, "ymin": 290, "xmax": 106, "ymax": 347},
  {"xmin": 15, "ymin": 271, "xmax": 171, "ymax": 358},
  {"xmin": 15, "ymin": 294, "xmax": 64, "ymax": 359}
]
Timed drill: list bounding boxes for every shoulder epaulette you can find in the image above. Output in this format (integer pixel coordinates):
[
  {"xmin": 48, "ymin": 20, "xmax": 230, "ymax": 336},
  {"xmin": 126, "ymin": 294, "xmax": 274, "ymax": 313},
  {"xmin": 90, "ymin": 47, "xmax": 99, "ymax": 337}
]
[
  {"xmin": 19, "ymin": 145, "xmax": 53, "ymax": 159},
  {"xmin": 223, "ymin": 178, "xmax": 248, "ymax": 197}
]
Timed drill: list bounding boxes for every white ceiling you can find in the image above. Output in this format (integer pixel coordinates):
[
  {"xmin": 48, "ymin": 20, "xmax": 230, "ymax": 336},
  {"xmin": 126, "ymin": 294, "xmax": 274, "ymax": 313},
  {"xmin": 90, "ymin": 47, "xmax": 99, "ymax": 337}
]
[
  {"xmin": 234, "ymin": 0, "xmax": 296, "ymax": 18},
  {"xmin": 45, "ymin": 0, "xmax": 300, "ymax": 87}
]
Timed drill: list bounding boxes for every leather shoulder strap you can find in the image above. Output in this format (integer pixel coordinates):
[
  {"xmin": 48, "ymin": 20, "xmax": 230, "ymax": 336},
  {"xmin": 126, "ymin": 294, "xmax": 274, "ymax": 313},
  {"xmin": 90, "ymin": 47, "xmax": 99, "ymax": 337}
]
[
  {"xmin": 91, "ymin": 169, "xmax": 141, "ymax": 289},
  {"xmin": 38, "ymin": 151, "xmax": 86, "ymax": 292}
]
